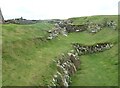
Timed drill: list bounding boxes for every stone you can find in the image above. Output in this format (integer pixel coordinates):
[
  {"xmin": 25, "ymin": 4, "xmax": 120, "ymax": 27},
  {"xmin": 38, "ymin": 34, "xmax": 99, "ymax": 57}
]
[
  {"xmin": 0, "ymin": 8, "xmax": 4, "ymax": 24},
  {"xmin": 48, "ymin": 30, "xmax": 52, "ymax": 33},
  {"xmin": 57, "ymin": 64, "xmax": 65, "ymax": 75},
  {"xmin": 72, "ymin": 42, "xmax": 113, "ymax": 55},
  {"xmin": 87, "ymin": 23, "xmax": 102, "ymax": 33},
  {"xmin": 106, "ymin": 21, "xmax": 117, "ymax": 29},
  {"xmin": 47, "ymin": 36, "xmax": 53, "ymax": 40},
  {"xmin": 67, "ymin": 63, "xmax": 76, "ymax": 76},
  {"xmin": 52, "ymin": 42, "xmax": 113, "ymax": 87},
  {"xmin": 55, "ymin": 72, "xmax": 64, "ymax": 86},
  {"xmin": 65, "ymin": 24, "xmax": 87, "ymax": 33},
  {"xmin": 69, "ymin": 54, "xmax": 80, "ymax": 69},
  {"xmin": 52, "ymin": 71, "xmax": 69, "ymax": 87}
]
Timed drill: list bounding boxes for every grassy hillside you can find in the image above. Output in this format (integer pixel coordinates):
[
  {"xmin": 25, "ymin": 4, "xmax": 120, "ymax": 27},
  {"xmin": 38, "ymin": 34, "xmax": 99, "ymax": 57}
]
[
  {"xmin": 69, "ymin": 15, "xmax": 118, "ymax": 25},
  {"xmin": 2, "ymin": 23, "xmax": 56, "ymax": 86},
  {"xmin": 2, "ymin": 15, "xmax": 118, "ymax": 86},
  {"xmin": 69, "ymin": 15, "xmax": 118, "ymax": 86}
]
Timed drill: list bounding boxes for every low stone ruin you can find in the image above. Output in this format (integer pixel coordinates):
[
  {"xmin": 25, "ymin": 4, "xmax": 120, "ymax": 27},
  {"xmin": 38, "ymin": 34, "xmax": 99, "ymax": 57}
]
[
  {"xmin": 47, "ymin": 22, "xmax": 88, "ymax": 40},
  {"xmin": 58, "ymin": 20, "xmax": 87, "ymax": 33},
  {"xmin": 84, "ymin": 21, "xmax": 117, "ymax": 33},
  {"xmin": 47, "ymin": 25, "xmax": 60, "ymax": 40},
  {"xmin": 52, "ymin": 51, "xmax": 80, "ymax": 87},
  {"xmin": 47, "ymin": 23, "xmax": 68, "ymax": 40},
  {"xmin": 46, "ymin": 18, "xmax": 117, "ymax": 41},
  {"xmin": 47, "ymin": 29, "xmax": 59, "ymax": 40},
  {"xmin": 51, "ymin": 42, "xmax": 113, "ymax": 87},
  {"xmin": 72, "ymin": 42, "xmax": 113, "ymax": 55},
  {"xmin": 51, "ymin": 18, "xmax": 117, "ymax": 35},
  {"xmin": 65, "ymin": 24, "xmax": 87, "ymax": 33},
  {"xmin": 87, "ymin": 23, "xmax": 102, "ymax": 33},
  {"xmin": 58, "ymin": 19, "xmax": 73, "ymax": 28}
]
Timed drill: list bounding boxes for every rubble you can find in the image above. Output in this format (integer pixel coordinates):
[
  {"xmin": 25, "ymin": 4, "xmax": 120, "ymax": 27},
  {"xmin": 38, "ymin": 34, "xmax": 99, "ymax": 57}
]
[
  {"xmin": 87, "ymin": 23, "xmax": 102, "ymax": 33},
  {"xmin": 106, "ymin": 21, "xmax": 117, "ymax": 30}
]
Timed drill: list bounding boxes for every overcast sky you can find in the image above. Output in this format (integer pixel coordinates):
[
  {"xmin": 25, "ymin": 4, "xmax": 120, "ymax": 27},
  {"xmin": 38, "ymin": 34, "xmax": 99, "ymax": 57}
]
[{"xmin": 0, "ymin": 0, "xmax": 119, "ymax": 20}]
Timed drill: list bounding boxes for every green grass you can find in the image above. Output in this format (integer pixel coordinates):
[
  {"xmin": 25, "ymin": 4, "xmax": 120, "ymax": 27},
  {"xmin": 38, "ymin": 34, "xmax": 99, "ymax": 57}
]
[
  {"xmin": 2, "ymin": 22, "xmax": 53, "ymax": 42},
  {"xmin": 2, "ymin": 15, "xmax": 118, "ymax": 86},
  {"xmin": 71, "ymin": 43, "xmax": 118, "ymax": 86},
  {"xmin": 69, "ymin": 15, "xmax": 118, "ymax": 25}
]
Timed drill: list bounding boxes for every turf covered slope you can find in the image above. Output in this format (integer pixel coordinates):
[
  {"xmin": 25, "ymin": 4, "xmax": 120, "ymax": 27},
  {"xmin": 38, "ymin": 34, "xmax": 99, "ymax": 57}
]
[
  {"xmin": 2, "ymin": 15, "xmax": 118, "ymax": 86},
  {"xmin": 69, "ymin": 15, "xmax": 118, "ymax": 86}
]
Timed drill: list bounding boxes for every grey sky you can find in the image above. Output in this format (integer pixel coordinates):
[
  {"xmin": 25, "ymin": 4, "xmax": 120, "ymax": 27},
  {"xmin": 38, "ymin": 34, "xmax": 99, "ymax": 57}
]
[{"xmin": 0, "ymin": 0, "xmax": 119, "ymax": 20}]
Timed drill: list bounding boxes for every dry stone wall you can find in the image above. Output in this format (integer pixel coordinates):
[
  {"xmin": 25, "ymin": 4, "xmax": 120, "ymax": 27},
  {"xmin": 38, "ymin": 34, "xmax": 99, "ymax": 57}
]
[
  {"xmin": 51, "ymin": 42, "xmax": 113, "ymax": 87},
  {"xmin": 52, "ymin": 51, "xmax": 80, "ymax": 87},
  {"xmin": 72, "ymin": 42, "xmax": 113, "ymax": 55}
]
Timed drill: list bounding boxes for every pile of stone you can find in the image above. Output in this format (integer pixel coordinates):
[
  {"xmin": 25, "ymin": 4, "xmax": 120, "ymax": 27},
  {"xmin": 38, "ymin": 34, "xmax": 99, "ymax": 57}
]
[
  {"xmin": 65, "ymin": 24, "xmax": 87, "ymax": 33},
  {"xmin": 52, "ymin": 51, "xmax": 80, "ymax": 86},
  {"xmin": 58, "ymin": 19, "xmax": 73, "ymax": 28},
  {"xmin": 102, "ymin": 18, "xmax": 117, "ymax": 29},
  {"xmin": 47, "ymin": 19, "xmax": 75, "ymax": 40},
  {"xmin": 72, "ymin": 42, "xmax": 113, "ymax": 55},
  {"xmin": 87, "ymin": 23, "xmax": 102, "ymax": 33},
  {"xmin": 84, "ymin": 19, "xmax": 117, "ymax": 33},
  {"xmin": 47, "ymin": 29, "xmax": 59, "ymax": 40},
  {"xmin": 106, "ymin": 21, "xmax": 117, "ymax": 30},
  {"xmin": 47, "ymin": 24, "xmax": 61, "ymax": 40},
  {"xmin": 47, "ymin": 23, "xmax": 68, "ymax": 40}
]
